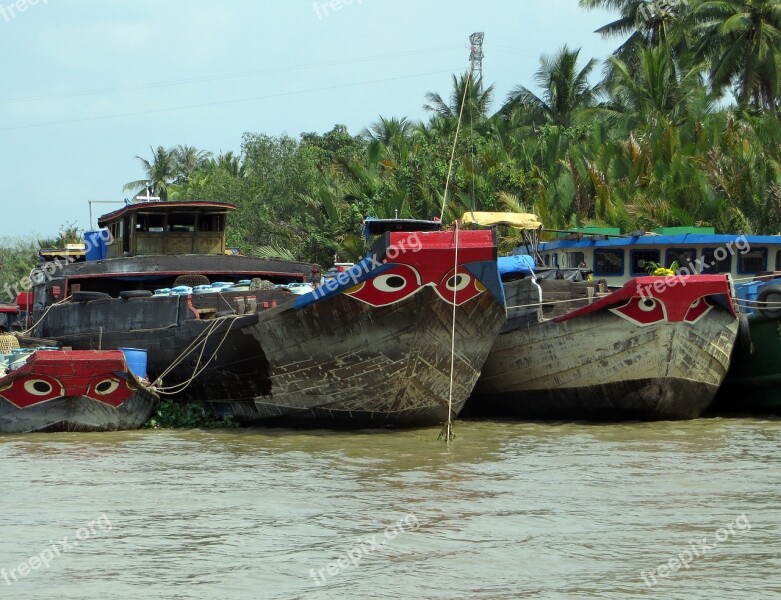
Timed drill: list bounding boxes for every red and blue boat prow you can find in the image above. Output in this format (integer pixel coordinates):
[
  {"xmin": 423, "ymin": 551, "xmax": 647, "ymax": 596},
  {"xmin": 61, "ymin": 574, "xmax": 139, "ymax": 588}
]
[
  {"xmin": 0, "ymin": 349, "xmax": 159, "ymax": 433},
  {"xmin": 213, "ymin": 220, "xmax": 506, "ymax": 428}
]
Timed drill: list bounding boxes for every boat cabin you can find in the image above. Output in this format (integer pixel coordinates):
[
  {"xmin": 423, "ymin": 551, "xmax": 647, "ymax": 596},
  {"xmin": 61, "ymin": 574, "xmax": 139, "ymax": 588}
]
[
  {"xmin": 38, "ymin": 243, "xmax": 87, "ymax": 264},
  {"xmin": 29, "ymin": 199, "xmax": 319, "ymax": 313},
  {"xmin": 98, "ymin": 200, "xmax": 235, "ymax": 258},
  {"xmin": 515, "ymin": 227, "xmax": 781, "ymax": 288}
]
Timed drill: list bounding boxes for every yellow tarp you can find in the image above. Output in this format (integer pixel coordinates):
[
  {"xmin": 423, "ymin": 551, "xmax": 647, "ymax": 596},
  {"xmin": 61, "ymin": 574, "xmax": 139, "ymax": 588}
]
[{"xmin": 460, "ymin": 211, "xmax": 543, "ymax": 230}]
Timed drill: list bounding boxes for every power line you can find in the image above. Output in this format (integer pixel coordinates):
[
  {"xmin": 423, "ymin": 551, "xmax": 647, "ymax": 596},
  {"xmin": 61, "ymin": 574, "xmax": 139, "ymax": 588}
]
[
  {"xmin": 0, "ymin": 45, "xmax": 463, "ymax": 106},
  {"xmin": 0, "ymin": 67, "xmax": 462, "ymax": 133}
]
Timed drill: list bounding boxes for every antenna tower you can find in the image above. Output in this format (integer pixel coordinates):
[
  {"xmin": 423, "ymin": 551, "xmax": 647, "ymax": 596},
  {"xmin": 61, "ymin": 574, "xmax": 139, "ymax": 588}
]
[{"xmin": 469, "ymin": 32, "xmax": 484, "ymax": 88}]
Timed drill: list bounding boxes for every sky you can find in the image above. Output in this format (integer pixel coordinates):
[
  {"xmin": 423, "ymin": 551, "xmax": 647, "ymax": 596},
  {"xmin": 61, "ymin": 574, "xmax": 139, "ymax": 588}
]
[{"xmin": 0, "ymin": 0, "xmax": 618, "ymax": 239}]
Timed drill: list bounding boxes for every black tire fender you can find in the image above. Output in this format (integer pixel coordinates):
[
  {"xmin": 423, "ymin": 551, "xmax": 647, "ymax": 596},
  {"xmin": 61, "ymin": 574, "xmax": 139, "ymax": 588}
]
[
  {"xmin": 757, "ymin": 284, "xmax": 781, "ymax": 320},
  {"xmin": 71, "ymin": 291, "xmax": 111, "ymax": 302},
  {"xmin": 119, "ymin": 290, "xmax": 153, "ymax": 299}
]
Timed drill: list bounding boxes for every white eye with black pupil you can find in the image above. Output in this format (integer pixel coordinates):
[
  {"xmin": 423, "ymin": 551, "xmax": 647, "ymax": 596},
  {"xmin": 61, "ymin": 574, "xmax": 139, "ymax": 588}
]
[
  {"xmin": 94, "ymin": 380, "xmax": 120, "ymax": 395},
  {"xmin": 446, "ymin": 274, "xmax": 471, "ymax": 292},
  {"xmin": 639, "ymin": 299, "xmax": 657, "ymax": 312},
  {"xmin": 24, "ymin": 380, "xmax": 53, "ymax": 396},
  {"xmin": 373, "ymin": 274, "xmax": 408, "ymax": 292}
]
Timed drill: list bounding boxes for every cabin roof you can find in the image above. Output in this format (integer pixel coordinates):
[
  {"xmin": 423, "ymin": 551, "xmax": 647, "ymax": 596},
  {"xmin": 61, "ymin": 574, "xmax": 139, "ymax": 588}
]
[
  {"xmin": 518, "ymin": 233, "xmax": 781, "ymax": 253},
  {"xmin": 98, "ymin": 200, "xmax": 236, "ymax": 226},
  {"xmin": 362, "ymin": 218, "xmax": 442, "ymax": 238}
]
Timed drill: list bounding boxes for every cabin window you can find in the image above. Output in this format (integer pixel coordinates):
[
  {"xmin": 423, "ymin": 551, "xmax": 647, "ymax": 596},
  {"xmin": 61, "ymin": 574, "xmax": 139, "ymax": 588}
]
[
  {"xmin": 738, "ymin": 248, "xmax": 768, "ymax": 274},
  {"xmin": 776, "ymin": 250, "xmax": 781, "ymax": 271},
  {"xmin": 566, "ymin": 252, "xmax": 585, "ymax": 268},
  {"xmin": 137, "ymin": 213, "xmax": 165, "ymax": 233},
  {"xmin": 168, "ymin": 212, "xmax": 196, "ymax": 232},
  {"xmin": 198, "ymin": 213, "xmax": 225, "ymax": 232},
  {"xmin": 630, "ymin": 250, "xmax": 660, "ymax": 276},
  {"xmin": 702, "ymin": 248, "xmax": 732, "ymax": 274},
  {"xmin": 543, "ymin": 254, "xmax": 550, "ymax": 267},
  {"xmin": 594, "ymin": 249, "xmax": 624, "ymax": 276},
  {"xmin": 665, "ymin": 248, "xmax": 696, "ymax": 272}
]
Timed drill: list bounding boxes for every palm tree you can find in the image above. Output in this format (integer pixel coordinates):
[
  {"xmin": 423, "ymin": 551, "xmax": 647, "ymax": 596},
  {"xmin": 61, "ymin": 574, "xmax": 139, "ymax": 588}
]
[
  {"xmin": 690, "ymin": 0, "xmax": 781, "ymax": 111},
  {"xmin": 213, "ymin": 151, "xmax": 246, "ymax": 178},
  {"xmin": 423, "ymin": 72, "xmax": 495, "ymax": 122},
  {"xmin": 174, "ymin": 145, "xmax": 212, "ymax": 182},
  {"xmin": 579, "ymin": 0, "xmax": 690, "ymax": 56},
  {"xmin": 606, "ymin": 44, "xmax": 708, "ymax": 124},
  {"xmin": 123, "ymin": 146, "xmax": 177, "ymax": 200},
  {"xmin": 502, "ymin": 46, "xmax": 600, "ymax": 127},
  {"xmin": 361, "ymin": 116, "xmax": 415, "ymax": 144}
]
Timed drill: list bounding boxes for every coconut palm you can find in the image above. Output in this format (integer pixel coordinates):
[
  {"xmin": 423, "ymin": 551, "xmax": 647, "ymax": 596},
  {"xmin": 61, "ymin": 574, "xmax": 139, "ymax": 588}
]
[
  {"xmin": 174, "ymin": 145, "xmax": 212, "ymax": 182},
  {"xmin": 502, "ymin": 46, "xmax": 600, "ymax": 127},
  {"xmin": 690, "ymin": 0, "xmax": 781, "ymax": 111},
  {"xmin": 606, "ymin": 44, "xmax": 709, "ymax": 124},
  {"xmin": 213, "ymin": 151, "xmax": 246, "ymax": 178},
  {"xmin": 579, "ymin": 0, "xmax": 691, "ymax": 57},
  {"xmin": 123, "ymin": 146, "xmax": 177, "ymax": 200},
  {"xmin": 361, "ymin": 116, "xmax": 415, "ymax": 144},
  {"xmin": 423, "ymin": 72, "xmax": 495, "ymax": 122}
]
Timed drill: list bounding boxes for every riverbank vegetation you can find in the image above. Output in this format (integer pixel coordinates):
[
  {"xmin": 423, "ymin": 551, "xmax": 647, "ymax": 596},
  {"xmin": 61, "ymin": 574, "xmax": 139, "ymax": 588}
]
[
  {"xmin": 119, "ymin": 1, "xmax": 781, "ymax": 266},
  {"xmin": 143, "ymin": 400, "xmax": 238, "ymax": 429},
  {"xmin": 5, "ymin": 0, "xmax": 780, "ymax": 282}
]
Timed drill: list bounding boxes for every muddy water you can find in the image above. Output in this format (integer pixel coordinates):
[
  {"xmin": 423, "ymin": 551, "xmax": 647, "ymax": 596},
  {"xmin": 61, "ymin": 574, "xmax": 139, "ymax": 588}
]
[{"xmin": 1, "ymin": 419, "xmax": 779, "ymax": 599}]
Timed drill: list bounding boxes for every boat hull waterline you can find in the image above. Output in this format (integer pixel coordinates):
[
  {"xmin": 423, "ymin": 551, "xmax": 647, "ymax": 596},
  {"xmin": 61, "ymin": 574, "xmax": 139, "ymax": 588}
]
[
  {"xmin": 473, "ymin": 275, "xmax": 739, "ymax": 421},
  {"xmin": 209, "ymin": 229, "xmax": 506, "ymax": 428},
  {"xmin": 0, "ymin": 350, "xmax": 159, "ymax": 433}
]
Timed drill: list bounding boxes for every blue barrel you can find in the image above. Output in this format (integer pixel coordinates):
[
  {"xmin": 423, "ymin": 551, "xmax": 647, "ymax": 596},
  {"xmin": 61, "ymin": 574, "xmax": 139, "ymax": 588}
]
[
  {"xmin": 119, "ymin": 348, "xmax": 148, "ymax": 379},
  {"xmin": 84, "ymin": 230, "xmax": 109, "ymax": 261}
]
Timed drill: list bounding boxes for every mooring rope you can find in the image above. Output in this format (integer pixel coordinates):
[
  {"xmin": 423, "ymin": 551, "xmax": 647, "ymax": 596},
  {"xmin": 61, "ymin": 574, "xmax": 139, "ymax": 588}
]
[
  {"xmin": 734, "ymin": 298, "xmax": 781, "ymax": 308},
  {"xmin": 439, "ymin": 221, "xmax": 459, "ymax": 445},
  {"xmin": 15, "ymin": 294, "xmax": 72, "ymax": 337},
  {"xmin": 439, "ymin": 71, "xmax": 472, "ymax": 222},
  {"xmin": 152, "ymin": 314, "xmax": 243, "ymax": 395}
]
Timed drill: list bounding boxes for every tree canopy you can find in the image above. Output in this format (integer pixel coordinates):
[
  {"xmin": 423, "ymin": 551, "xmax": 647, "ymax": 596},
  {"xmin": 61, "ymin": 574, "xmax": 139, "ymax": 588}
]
[{"xmin": 118, "ymin": 0, "xmax": 781, "ymax": 265}]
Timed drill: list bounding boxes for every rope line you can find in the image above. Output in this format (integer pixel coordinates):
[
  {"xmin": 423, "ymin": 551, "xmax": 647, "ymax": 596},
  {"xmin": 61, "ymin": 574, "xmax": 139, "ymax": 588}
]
[
  {"xmin": 439, "ymin": 71, "xmax": 472, "ymax": 222},
  {"xmin": 441, "ymin": 222, "xmax": 460, "ymax": 445},
  {"xmin": 15, "ymin": 295, "xmax": 73, "ymax": 337},
  {"xmin": 153, "ymin": 315, "xmax": 244, "ymax": 395}
]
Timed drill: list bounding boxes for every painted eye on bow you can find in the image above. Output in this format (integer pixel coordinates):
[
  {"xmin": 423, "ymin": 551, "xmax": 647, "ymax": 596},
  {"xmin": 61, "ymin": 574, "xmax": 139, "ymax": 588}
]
[
  {"xmin": 434, "ymin": 268, "xmax": 486, "ymax": 305},
  {"xmin": 86, "ymin": 377, "xmax": 132, "ymax": 406},
  {"xmin": 609, "ymin": 297, "xmax": 667, "ymax": 326},
  {"xmin": 93, "ymin": 379, "xmax": 120, "ymax": 396},
  {"xmin": 373, "ymin": 273, "xmax": 411, "ymax": 293},
  {"xmin": 344, "ymin": 264, "xmax": 422, "ymax": 307},
  {"xmin": 0, "ymin": 375, "xmax": 64, "ymax": 408},
  {"xmin": 684, "ymin": 297, "xmax": 713, "ymax": 324}
]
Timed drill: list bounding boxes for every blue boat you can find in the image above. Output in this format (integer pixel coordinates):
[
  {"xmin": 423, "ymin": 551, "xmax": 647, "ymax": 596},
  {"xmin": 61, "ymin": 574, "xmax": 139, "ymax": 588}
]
[
  {"xmin": 713, "ymin": 277, "xmax": 781, "ymax": 413},
  {"xmin": 511, "ymin": 224, "xmax": 781, "ymax": 415},
  {"xmin": 513, "ymin": 226, "xmax": 781, "ymax": 288}
]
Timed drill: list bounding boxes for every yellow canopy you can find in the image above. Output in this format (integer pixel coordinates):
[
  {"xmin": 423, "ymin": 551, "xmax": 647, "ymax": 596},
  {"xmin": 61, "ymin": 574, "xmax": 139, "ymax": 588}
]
[{"xmin": 460, "ymin": 211, "xmax": 543, "ymax": 230}]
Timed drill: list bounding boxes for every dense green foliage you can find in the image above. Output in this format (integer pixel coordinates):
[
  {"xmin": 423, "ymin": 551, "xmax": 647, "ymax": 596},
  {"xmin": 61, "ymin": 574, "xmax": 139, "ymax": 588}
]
[
  {"xmin": 143, "ymin": 400, "xmax": 238, "ymax": 429},
  {"xmin": 0, "ymin": 225, "xmax": 83, "ymax": 303},
  {"xmin": 118, "ymin": 0, "xmax": 781, "ymax": 266}
]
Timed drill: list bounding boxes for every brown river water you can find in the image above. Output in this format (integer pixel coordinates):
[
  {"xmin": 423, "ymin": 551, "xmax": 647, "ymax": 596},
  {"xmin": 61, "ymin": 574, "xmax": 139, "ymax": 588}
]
[{"xmin": 1, "ymin": 418, "xmax": 779, "ymax": 599}]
